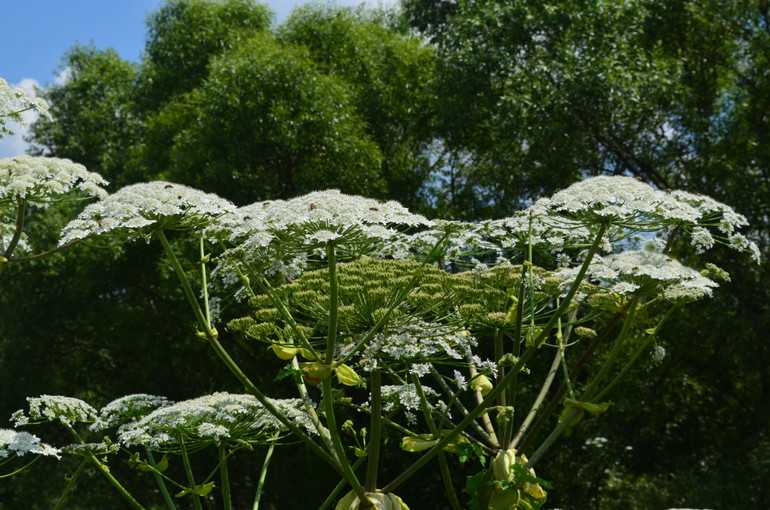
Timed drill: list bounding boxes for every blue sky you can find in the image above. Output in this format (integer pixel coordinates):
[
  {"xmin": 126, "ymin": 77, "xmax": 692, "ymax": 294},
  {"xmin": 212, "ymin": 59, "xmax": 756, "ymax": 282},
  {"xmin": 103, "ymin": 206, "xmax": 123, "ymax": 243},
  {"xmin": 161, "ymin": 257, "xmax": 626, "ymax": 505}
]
[{"xmin": 0, "ymin": 0, "xmax": 395, "ymax": 156}]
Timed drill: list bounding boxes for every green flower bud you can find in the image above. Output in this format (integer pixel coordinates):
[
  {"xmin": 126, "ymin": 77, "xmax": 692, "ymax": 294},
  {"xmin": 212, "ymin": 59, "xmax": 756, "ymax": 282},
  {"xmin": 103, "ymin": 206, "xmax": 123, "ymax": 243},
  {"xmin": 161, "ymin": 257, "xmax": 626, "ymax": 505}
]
[
  {"xmin": 334, "ymin": 363, "xmax": 365, "ymax": 387},
  {"xmin": 400, "ymin": 434, "xmax": 438, "ymax": 452},
  {"xmin": 300, "ymin": 362, "xmax": 333, "ymax": 384},
  {"xmin": 470, "ymin": 374, "xmax": 493, "ymax": 397},
  {"xmin": 271, "ymin": 343, "xmax": 300, "ymax": 361},
  {"xmin": 492, "ymin": 448, "xmax": 517, "ymax": 481},
  {"xmin": 335, "ymin": 491, "xmax": 409, "ymax": 510},
  {"xmin": 574, "ymin": 326, "xmax": 598, "ymax": 339}
]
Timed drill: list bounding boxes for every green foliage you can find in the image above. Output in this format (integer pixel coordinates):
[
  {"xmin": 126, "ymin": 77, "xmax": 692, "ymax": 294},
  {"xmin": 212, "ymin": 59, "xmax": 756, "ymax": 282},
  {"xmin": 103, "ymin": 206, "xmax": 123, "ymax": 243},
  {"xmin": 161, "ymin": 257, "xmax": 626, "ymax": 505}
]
[
  {"xmin": 154, "ymin": 33, "xmax": 385, "ymax": 203},
  {"xmin": 280, "ymin": 7, "xmax": 438, "ymax": 208},
  {"xmin": 137, "ymin": 0, "xmax": 273, "ymax": 111},
  {"xmin": 29, "ymin": 46, "xmax": 140, "ymax": 185}
]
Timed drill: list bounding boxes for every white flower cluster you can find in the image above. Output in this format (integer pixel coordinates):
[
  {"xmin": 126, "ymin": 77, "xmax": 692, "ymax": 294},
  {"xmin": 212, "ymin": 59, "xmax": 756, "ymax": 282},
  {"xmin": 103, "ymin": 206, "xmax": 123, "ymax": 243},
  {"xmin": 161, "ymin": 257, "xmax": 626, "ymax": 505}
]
[
  {"xmin": 118, "ymin": 392, "xmax": 312, "ymax": 452},
  {"xmin": 0, "ymin": 155, "xmax": 108, "ymax": 204},
  {"xmin": 536, "ymin": 176, "xmax": 759, "ymax": 260},
  {"xmin": 559, "ymin": 250, "xmax": 718, "ymax": 301},
  {"xmin": 0, "ymin": 429, "xmax": 60, "ymax": 459},
  {"xmin": 0, "ymin": 77, "xmax": 50, "ymax": 133},
  {"xmin": 380, "ymin": 384, "xmax": 448, "ymax": 425},
  {"xmin": 90, "ymin": 394, "xmax": 172, "ymax": 432},
  {"xmin": 349, "ymin": 319, "xmax": 478, "ymax": 371},
  {"xmin": 218, "ymin": 190, "xmax": 432, "ymax": 254},
  {"xmin": 11, "ymin": 395, "xmax": 98, "ymax": 427},
  {"xmin": 59, "ymin": 181, "xmax": 236, "ymax": 245}
]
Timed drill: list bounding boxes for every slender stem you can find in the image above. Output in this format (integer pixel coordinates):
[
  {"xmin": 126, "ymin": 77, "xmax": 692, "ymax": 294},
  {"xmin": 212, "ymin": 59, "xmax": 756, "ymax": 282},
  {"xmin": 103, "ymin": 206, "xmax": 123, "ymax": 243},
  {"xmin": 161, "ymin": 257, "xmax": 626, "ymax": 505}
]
[
  {"xmin": 156, "ymin": 230, "xmax": 340, "ymax": 473},
  {"xmin": 429, "ymin": 366, "xmax": 498, "ymax": 448},
  {"xmin": 253, "ymin": 438, "xmax": 277, "ymax": 510},
  {"xmin": 54, "ymin": 458, "xmax": 88, "ymax": 510},
  {"xmin": 4, "ymin": 197, "xmax": 26, "ymax": 258},
  {"xmin": 0, "ymin": 456, "xmax": 38, "ymax": 479},
  {"xmin": 219, "ymin": 445, "xmax": 232, "ymax": 510},
  {"xmin": 290, "ymin": 355, "xmax": 335, "ymax": 454},
  {"xmin": 319, "ymin": 457, "xmax": 367, "ymax": 510},
  {"xmin": 65, "ymin": 425, "xmax": 146, "ymax": 510},
  {"xmin": 365, "ymin": 370, "xmax": 383, "ymax": 491},
  {"xmin": 180, "ymin": 440, "xmax": 203, "ymax": 510},
  {"xmin": 467, "ymin": 356, "xmax": 499, "ymax": 445},
  {"xmin": 413, "ymin": 376, "xmax": 462, "ymax": 510},
  {"xmin": 323, "ymin": 377, "xmax": 369, "ymax": 504},
  {"xmin": 200, "ymin": 236, "xmax": 212, "ymax": 327},
  {"xmin": 382, "ymin": 223, "xmax": 608, "ymax": 493},
  {"xmin": 322, "ymin": 241, "xmax": 369, "ymax": 505},
  {"xmin": 146, "ymin": 449, "xmax": 177, "ymax": 510},
  {"xmin": 511, "ymin": 347, "xmax": 561, "ymax": 449}
]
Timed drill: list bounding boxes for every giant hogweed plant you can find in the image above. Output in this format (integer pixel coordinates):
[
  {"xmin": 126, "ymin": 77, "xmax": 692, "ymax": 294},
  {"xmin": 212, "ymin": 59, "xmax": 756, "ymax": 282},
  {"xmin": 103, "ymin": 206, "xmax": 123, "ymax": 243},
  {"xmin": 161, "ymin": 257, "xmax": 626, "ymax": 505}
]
[{"xmin": 0, "ymin": 76, "xmax": 760, "ymax": 510}]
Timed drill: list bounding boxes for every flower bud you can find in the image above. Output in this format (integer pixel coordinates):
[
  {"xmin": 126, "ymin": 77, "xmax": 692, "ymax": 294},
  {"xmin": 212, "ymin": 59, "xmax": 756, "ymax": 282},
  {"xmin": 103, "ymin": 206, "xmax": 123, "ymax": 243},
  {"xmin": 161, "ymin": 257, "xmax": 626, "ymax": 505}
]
[
  {"xmin": 335, "ymin": 490, "xmax": 409, "ymax": 510},
  {"xmin": 271, "ymin": 343, "xmax": 300, "ymax": 361},
  {"xmin": 334, "ymin": 363, "xmax": 365, "ymax": 387},
  {"xmin": 491, "ymin": 448, "xmax": 516, "ymax": 481},
  {"xmin": 300, "ymin": 362, "xmax": 333, "ymax": 384},
  {"xmin": 400, "ymin": 434, "xmax": 438, "ymax": 453},
  {"xmin": 470, "ymin": 374, "xmax": 493, "ymax": 397}
]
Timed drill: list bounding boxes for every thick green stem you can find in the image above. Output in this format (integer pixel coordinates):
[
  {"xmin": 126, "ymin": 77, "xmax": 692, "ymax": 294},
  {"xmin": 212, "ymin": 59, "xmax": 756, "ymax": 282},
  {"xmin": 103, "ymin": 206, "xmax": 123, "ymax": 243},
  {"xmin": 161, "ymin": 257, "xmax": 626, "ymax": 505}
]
[
  {"xmin": 4, "ymin": 197, "xmax": 26, "ymax": 258},
  {"xmin": 322, "ymin": 241, "xmax": 369, "ymax": 505},
  {"xmin": 253, "ymin": 438, "xmax": 277, "ymax": 510},
  {"xmin": 219, "ymin": 445, "xmax": 232, "ymax": 510},
  {"xmin": 146, "ymin": 449, "xmax": 176, "ymax": 510},
  {"xmin": 365, "ymin": 370, "xmax": 383, "ymax": 491},
  {"xmin": 413, "ymin": 376, "xmax": 462, "ymax": 510},
  {"xmin": 323, "ymin": 377, "xmax": 369, "ymax": 504},
  {"xmin": 180, "ymin": 441, "xmax": 203, "ymax": 510},
  {"xmin": 511, "ymin": 347, "xmax": 561, "ymax": 449},
  {"xmin": 382, "ymin": 223, "xmax": 608, "ymax": 493},
  {"xmin": 156, "ymin": 230, "xmax": 340, "ymax": 473}
]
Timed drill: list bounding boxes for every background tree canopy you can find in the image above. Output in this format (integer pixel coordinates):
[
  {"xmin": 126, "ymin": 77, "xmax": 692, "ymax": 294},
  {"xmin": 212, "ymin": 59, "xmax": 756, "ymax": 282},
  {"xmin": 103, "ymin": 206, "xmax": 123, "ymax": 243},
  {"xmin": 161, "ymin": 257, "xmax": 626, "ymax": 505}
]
[{"xmin": 2, "ymin": 0, "xmax": 768, "ymax": 508}]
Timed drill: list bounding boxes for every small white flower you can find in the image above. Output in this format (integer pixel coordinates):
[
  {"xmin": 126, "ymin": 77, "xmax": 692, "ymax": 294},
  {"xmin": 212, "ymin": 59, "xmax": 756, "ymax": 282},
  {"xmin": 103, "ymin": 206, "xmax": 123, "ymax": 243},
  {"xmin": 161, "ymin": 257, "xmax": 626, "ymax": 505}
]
[
  {"xmin": 0, "ymin": 429, "xmax": 60, "ymax": 460},
  {"xmin": 0, "ymin": 155, "xmax": 107, "ymax": 204},
  {"xmin": 12, "ymin": 395, "xmax": 98, "ymax": 427}
]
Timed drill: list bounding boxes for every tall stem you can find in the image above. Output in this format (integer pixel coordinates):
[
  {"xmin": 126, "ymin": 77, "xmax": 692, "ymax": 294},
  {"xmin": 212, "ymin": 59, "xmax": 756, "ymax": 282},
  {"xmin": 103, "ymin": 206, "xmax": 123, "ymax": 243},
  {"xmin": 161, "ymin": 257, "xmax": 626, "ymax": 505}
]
[
  {"xmin": 147, "ymin": 449, "xmax": 177, "ymax": 510},
  {"xmin": 156, "ymin": 230, "xmax": 340, "ymax": 472},
  {"xmin": 65, "ymin": 425, "xmax": 146, "ymax": 510},
  {"xmin": 382, "ymin": 223, "xmax": 608, "ymax": 493},
  {"xmin": 323, "ymin": 241, "xmax": 369, "ymax": 505},
  {"xmin": 365, "ymin": 370, "xmax": 383, "ymax": 491},
  {"xmin": 413, "ymin": 376, "xmax": 463, "ymax": 510},
  {"xmin": 219, "ymin": 445, "xmax": 232, "ymax": 510},
  {"xmin": 180, "ymin": 440, "xmax": 203, "ymax": 510},
  {"xmin": 4, "ymin": 197, "xmax": 26, "ymax": 258},
  {"xmin": 253, "ymin": 438, "xmax": 277, "ymax": 510}
]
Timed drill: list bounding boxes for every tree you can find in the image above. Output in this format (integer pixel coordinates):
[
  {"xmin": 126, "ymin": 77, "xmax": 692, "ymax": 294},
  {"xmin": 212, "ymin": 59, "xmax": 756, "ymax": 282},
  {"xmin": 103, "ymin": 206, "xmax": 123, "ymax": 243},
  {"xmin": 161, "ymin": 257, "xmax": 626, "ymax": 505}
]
[
  {"xmin": 151, "ymin": 33, "xmax": 385, "ymax": 203},
  {"xmin": 280, "ymin": 7, "xmax": 438, "ymax": 209},
  {"xmin": 29, "ymin": 46, "xmax": 141, "ymax": 185}
]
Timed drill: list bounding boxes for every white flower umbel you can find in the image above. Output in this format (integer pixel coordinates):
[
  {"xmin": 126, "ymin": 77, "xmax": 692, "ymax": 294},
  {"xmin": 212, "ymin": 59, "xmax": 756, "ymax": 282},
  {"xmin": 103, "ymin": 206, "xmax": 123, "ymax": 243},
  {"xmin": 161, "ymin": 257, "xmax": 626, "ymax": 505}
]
[
  {"xmin": 0, "ymin": 77, "xmax": 50, "ymax": 134},
  {"xmin": 559, "ymin": 250, "xmax": 718, "ymax": 302},
  {"xmin": 0, "ymin": 156, "xmax": 108, "ymax": 205},
  {"xmin": 220, "ymin": 189, "xmax": 432, "ymax": 248},
  {"xmin": 348, "ymin": 319, "xmax": 478, "ymax": 372},
  {"xmin": 118, "ymin": 392, "xmax": 313, "ymax": 452},
  {"xmin": 11, "ymin": 395, "xmax": 98, "ymax": 427},
  {"xmin": 59, "ymin": 181, "xmax": 236, "ymax": 245},
  {"xmin": 91, "ymin": 394, "xmax": 172, "ymax": 432},
  {"xmin": 0, "ymin": 429, "xmax": 60, "ymax": 460},
  {"xmin": 536, "ymin": 176, "xmax": 759, "ymax": 261}
]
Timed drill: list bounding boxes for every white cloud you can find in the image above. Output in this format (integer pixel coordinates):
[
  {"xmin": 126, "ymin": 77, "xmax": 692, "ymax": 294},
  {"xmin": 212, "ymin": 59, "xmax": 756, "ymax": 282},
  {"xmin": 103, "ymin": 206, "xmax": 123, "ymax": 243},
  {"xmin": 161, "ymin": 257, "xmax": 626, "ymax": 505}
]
[{"xmin": 0, "ymin": 78, "xmax": 42, "ymax": 158}]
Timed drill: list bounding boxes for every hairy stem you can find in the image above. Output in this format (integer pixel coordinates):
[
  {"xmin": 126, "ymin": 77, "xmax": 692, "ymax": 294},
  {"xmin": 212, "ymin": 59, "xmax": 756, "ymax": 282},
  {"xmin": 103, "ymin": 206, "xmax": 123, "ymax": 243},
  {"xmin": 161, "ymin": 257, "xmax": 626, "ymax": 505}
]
[
  {"xmin": 180, "ymin": 440, "xmax": 203, "ymax": 510},
  {"xmin": 4, "ymin": 197, "xmax": 26, "ymax": 258},
  {"xmin": 219, "ymin": 445, "xmax": 232, "ymax": 510}
]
